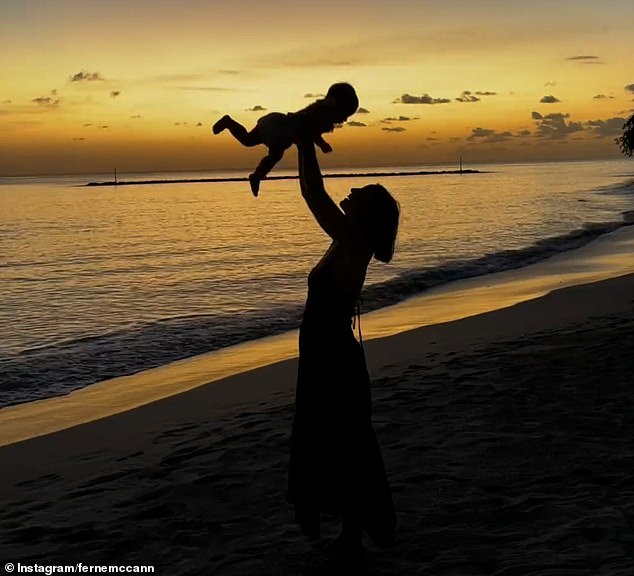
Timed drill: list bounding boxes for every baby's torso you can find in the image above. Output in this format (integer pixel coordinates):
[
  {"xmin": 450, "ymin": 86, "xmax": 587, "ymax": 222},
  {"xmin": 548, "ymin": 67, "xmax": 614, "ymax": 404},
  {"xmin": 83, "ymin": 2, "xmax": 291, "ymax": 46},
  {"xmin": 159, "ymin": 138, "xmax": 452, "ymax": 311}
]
[{"xmin": 256, "ymin": 112, "xmax": 295, "ymax": 149}]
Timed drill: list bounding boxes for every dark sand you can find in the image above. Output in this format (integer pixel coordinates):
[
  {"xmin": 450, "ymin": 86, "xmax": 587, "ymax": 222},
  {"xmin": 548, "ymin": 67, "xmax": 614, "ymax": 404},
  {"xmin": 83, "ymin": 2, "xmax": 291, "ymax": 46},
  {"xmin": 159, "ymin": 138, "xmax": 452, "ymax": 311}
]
[{"xmin": 2, "ymin": 274, "xmax": 634, "ymax": 575}]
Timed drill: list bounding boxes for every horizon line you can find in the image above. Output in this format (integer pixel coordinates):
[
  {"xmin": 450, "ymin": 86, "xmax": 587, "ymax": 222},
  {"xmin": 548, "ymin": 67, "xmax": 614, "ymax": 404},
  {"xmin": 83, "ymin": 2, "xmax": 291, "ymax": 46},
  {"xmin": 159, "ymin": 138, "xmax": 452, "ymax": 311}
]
[{"xmin": 84, "ymin": 169, "xmax": 482, "ymax": 187}]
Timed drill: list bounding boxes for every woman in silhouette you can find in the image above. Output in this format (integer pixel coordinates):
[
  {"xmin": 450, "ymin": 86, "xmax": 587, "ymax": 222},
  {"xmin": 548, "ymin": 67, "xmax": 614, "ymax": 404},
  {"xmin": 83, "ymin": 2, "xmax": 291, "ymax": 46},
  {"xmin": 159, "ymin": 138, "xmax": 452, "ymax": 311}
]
[{"xmin": 287, "ymin": 132, "xmax": 399, "ymax": 570}]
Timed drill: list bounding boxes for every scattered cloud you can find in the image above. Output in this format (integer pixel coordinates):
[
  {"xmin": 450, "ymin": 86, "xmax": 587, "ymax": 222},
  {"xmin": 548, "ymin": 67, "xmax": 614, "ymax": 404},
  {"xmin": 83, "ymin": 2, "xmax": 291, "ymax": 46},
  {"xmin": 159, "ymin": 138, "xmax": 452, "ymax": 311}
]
[
  {"xmin": 532, "ymin": 111, "xmax": 584, "ymax": 138},
  {"xmin": 394, "ymin": 93, "xmax": 451, "ymax": 104},
  {"xmin": 246, "ymin": 105, "xmax": 267, "ymax": 112},
  {"xmin": 381, "ymin": 116, "xmax": 411, "ymax": 123},
  {"xmin": 382, "ymin": 126, "xmax": 406, "ymax": 132},
  {"xmin": 110, "ymin": 91, "xmax": 121, "ymax": 98},
  {"xmin": 540, "ymin": 95, "xmax": 561, "ymax": 103},
  {"xmin": 99, "ymin": 125, "xmax": 109, "ymax": 129},
  {"xmin": 130, "ymin": 115, "xmax": 141, "ymax": 119},
  {"xmin": 585, "ymin": 117, "xmax": 627, "ymax": 137},
  {"xmin": 545, "ymin": 81, "xmax": 557, "ymax": 87},
  {"xmin": 625, "ymin": 84, "xmax": 634, "ymax": 94},
  {"xmin": 3, "ymin": 99, "xmax": 12, "ymax": 104},
  {"xmin": 304, "ymin": 92, "xmax": 325, "ymax": 98},
  {"xmin": 468, "ymin": 127, "xmax": 495, "ymax": 139},
  {"xmin": 32, "ymin": 96, "xmax": 60, "ymax": 107},
  {"xmin": 593, "ymin": 94, "xmax": 614, "ymax": 100},
  {"xmin": 517, "ymin": 130, "xmax": 531, "ymax": 137},
  {"xmin": 83, "ymin": 123, "xmax": 92, "ymax": 127},
  {"xmin": 219, "ymin": 70, "xmax": 240, "ymax": 74},
  {"xmin": 72, "ymin": 137, "xmax": 86, "ymax": 141},
  {"xmin": 356, "ymin": 107, "xmax": 370, "ymax": 114},
  {"xmin": 196, "ymin": 122, "xmax": 203, "ymax": 127},
  {"xmin": 69, "ymin": 70, "xmax": 105, "ymax": 82},
  {"xmin": 566, "ymin": 55, "xmax": 601, "ymax": 62},
  {"xmin": 455, "ymin": 91, "xmax": 480, "ymax": 103},
  {"xmin": 474, "ymin": 91, "xmax": 497, "ymax": 96},
  {"xmin": 467, "ymin": 127, "xmax": 516, "ymax": 143},
  {"xmin": 346, "ymin": 121, "xmax": 367, "ymax": 127}
]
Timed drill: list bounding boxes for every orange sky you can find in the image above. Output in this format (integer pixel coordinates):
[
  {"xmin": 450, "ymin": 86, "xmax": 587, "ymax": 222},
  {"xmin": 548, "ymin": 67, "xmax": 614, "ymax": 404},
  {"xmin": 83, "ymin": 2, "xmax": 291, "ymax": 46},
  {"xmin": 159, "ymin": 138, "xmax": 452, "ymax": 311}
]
[{"xmin": 1, "ymin": 0, "xmax": 634, "ymax": 175}]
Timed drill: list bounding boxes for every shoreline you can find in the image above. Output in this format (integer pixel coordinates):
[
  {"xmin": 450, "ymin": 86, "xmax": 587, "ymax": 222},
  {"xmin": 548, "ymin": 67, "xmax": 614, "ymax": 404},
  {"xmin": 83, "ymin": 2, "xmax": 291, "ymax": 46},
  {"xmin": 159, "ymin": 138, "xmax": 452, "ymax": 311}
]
[
  {"xmin": 1, "ymin": 224, "xmax": 634, "ymax": 447},
  {"xmin": 84, "ymin": 169, "xmax": 482, "ymax": 186},
  {"xmin": 2, "ymin": 271, "xmax": 634, "ymax": 573}
]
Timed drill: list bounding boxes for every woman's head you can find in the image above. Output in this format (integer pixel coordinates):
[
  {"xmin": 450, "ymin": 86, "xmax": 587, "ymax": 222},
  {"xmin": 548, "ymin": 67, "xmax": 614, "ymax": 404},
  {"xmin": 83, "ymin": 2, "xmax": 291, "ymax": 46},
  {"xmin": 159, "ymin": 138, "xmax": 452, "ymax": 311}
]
[{"xmin": 340, "ymin": 184, "xmax": 400, "ymax": 263}]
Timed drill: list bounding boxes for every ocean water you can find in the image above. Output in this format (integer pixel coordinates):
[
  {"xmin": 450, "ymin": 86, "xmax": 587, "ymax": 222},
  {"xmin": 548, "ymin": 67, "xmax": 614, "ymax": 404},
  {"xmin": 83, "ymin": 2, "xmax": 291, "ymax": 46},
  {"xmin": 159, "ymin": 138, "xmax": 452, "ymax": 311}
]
[{"xmin": 1, "ymin": 159, "xmax": 633, "ymax": 407}]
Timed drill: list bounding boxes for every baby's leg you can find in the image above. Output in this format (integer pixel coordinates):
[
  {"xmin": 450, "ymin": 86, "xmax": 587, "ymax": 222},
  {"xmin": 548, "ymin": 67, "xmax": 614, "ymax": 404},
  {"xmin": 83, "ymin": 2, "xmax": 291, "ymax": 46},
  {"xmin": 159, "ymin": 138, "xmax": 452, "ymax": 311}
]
[
  {"xmin": 249, "ymin": 147, "xmax": 285, "ymax": 197},
  {"xmin": 213, "ymin": 115, "xmax": 262, "ymax": 146}
]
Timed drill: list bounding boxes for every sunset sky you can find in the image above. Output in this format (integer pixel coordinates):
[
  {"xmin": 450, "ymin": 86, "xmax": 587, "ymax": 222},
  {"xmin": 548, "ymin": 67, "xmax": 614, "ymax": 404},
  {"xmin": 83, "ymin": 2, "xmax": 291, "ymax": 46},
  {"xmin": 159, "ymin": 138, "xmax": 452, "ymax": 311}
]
[{"xmin": 2, "ymin": 0, "xmax": 634, "ymax": 176}]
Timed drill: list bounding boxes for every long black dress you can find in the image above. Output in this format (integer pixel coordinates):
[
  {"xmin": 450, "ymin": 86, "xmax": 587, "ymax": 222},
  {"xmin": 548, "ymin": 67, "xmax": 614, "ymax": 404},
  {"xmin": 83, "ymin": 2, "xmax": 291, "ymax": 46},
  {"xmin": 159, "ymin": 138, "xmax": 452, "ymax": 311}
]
[{"xmin": 287, "ymin": 263, "xmax": 396, "ymax": 546}]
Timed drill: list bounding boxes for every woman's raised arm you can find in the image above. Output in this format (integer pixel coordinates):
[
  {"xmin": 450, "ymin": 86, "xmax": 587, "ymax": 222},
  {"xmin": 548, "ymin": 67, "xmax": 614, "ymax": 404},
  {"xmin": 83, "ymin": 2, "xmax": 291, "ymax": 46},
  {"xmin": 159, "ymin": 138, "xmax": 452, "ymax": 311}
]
[{"xmin": 297, "ymin": 138, "xmax": 346, "ymax": 240}]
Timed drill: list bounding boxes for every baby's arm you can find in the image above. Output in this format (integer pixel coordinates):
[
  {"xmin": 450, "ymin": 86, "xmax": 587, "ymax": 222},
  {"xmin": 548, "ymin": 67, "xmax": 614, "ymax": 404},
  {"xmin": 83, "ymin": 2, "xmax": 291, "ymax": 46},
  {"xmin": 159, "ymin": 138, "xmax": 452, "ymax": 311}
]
[{"xmin": 314, "ymin": 133, "xmax": 333, "ymax": 153}]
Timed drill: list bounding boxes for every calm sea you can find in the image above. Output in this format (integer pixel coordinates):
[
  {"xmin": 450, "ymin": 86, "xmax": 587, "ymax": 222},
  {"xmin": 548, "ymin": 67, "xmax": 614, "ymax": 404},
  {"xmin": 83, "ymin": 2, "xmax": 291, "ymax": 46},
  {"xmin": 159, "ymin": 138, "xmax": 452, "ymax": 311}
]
[{"xmin": 1, "ymin": 159, "xmax": 633, "ymax": 407}]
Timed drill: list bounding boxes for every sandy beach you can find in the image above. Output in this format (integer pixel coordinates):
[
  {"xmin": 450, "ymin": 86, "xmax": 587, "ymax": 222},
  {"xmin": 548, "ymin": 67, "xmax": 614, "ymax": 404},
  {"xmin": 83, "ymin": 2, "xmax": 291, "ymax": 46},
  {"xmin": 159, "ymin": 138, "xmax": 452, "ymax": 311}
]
[{"xmin": 2, "ymin": 232, "xmax": 634, "ymax": 574}]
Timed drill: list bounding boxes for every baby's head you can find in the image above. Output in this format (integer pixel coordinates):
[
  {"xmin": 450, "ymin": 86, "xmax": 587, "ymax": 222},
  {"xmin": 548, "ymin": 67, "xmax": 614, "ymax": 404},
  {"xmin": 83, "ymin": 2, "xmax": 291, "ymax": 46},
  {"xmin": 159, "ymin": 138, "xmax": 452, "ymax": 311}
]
[{"xmin": 325, "ymin": 82, "xmax": 359, "ymax": 123}]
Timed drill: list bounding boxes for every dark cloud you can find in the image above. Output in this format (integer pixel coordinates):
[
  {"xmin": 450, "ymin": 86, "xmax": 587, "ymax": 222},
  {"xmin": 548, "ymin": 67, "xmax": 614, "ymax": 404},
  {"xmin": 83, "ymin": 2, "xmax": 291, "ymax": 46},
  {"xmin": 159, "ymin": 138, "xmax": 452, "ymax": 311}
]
[
  {"xmin": 566, "ymin": 55, "xmax": 600, "ymax": 61},
  {"xmin": 83, "ymin": 123, "xmax": 92, "ymax": 127},
  {"xmin": 593, "ymin": 94, "xmax": 614, "ymax": 100},
  {"xmin": 304, "ymin": 92, "xmax": 325, "ymax": 98},
  {"xmin": 346, "ymin": 121, "xmax": 367, "ymax": 127},
  {"xmin": 381, "ymin": 116, "xmax": 411, "ymax": 123},
  {"xmin": 532, "ymin": 111, "xmax": 543, "ymax": 120},
  {"xmin": 32, "ymin": 96, "xmax": 60, "ymax": 107},
  {"xmin": 196, "ymin": 122, "xmax": 203, "ymax": 127},
  {"xmin": 474, "ymin": 91, "xmax": 497, "ymax": 96},
  {"xmin": 72, "ymin": 137, "xmax": 86, "ymax": 141},
  {"xmin": 356, "ymin": 107, "xmax": 370, "ymax": 114},
  {"xmin": 246, "ymin": 105, "xmax": 267, "ymax": 112},
  {"xmin": 517, "ymin": 130, "xmax": 531, "ymax": 137},
  {"xmin": 532, "ymin": 112, "xmax": 584, "ymax": 138},
  {"xmin": 382, "ymin": 126, "xmax": 406, "ymax": 132},
  {"xmin": 540, "ymin": 95, "xmax": 561, "ymax": 103},
  {"xmin": 130, "ymin": 115, "xmax": 141, "ymax": 119},
  {"xmin": 486, "ymin": 131, "xmax": 513, "ymax": 143},
  {"xmin": 394, "ymin": 93, "xmax": 451, "ymax": 104},
  {"xmin": 99, "ymin": 125, "xmax": 109, "ymax": 129},
  {"xmin": 468, "ymin": 127, "xmax": 495, "ymax": 139},
  {"xmin": 110, "ymin": 91, "xmax": 121, "ymax": 98},
  {"xmin": 467, "ymin": 127, "xmax": 514, "ymax": 143},
  {"xmin": 625, "ymin": 84, "xmax": 634, "ymax": 94},
  {"xmin": 70, "ymin": 70, "xmax": 104, "ymax": 82},
  {"xmin": 455, "ymin": 91, "xmax": 480, "ymax": 103},
  {"xmin": 585, "ymin": 117, "xmax": 627, "ymax": 137}
]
